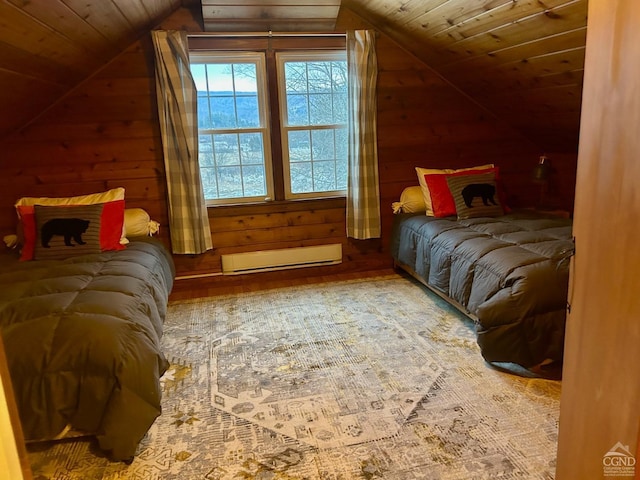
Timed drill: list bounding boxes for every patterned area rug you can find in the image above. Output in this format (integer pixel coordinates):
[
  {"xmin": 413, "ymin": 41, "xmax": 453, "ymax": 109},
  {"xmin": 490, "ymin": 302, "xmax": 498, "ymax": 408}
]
[{"xmin": 28, "ymin": 274, "xmax": 561, "ymax": 479}]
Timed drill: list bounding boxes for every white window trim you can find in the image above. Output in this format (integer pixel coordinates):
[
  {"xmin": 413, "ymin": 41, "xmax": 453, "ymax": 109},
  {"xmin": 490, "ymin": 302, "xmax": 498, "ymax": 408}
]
[
  {"xmin": 190, "ymin": 51, "xmax": 275, "ymax": 206},
  {"xmin": 276, "ymin": 51, "xmax": 348, "ymax": 200}
]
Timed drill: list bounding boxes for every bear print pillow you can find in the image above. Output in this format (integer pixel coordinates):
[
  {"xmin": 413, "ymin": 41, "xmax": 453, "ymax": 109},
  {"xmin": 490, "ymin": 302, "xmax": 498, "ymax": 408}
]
[
  {"xmin": 446, "ymin": 171, "xmax": 504, "ymax": 220},
  {"xmin": 15, "ymin": 188, "xmax": 126, "ymax": 261},
  {"xmin": 34, "ymin": 204, "xmax": 104, "ymax": 260}
]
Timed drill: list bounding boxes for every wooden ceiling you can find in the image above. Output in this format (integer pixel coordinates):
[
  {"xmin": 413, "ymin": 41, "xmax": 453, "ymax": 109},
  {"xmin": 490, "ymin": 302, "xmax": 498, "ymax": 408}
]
[
  {"xmin": 0, "ymin": 0, "xmax": 587, "ymax": 152},
  {"xmin": 341, "ymin": 0, "xmax": 587, "ymax": 153},
  {"xmin": 200, "ymin": 1, "xmax": 342, "ymax": 32},
  {"xmin": 0, "ymin": 0, "xmax": 192, "ymax": 141}
]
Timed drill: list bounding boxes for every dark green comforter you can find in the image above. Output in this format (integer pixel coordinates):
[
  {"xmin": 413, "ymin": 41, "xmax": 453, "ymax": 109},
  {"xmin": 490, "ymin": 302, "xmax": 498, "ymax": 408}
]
[
  {"xmin": 0, "ymin": 238, "xmax": 175, "ymax": 461},
  {"xmin": 391, "ymin": 211, "xmax": 574, "ymax": 370}
]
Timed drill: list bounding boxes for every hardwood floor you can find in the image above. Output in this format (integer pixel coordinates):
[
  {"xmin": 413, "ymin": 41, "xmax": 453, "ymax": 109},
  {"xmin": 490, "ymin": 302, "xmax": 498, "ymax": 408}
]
[{"xmin": 169, "ymin": 266, "xmax": 398, "ymax": 301}]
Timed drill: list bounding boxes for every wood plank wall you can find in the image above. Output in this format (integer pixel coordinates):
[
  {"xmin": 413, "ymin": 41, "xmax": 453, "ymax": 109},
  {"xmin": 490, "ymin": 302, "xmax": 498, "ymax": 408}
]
[
  {"xmin": 0, "ymin": 5, "xmax": 577, "ymax": 282},
  {"xmin": 336, "ymin": 7, "xmax": 577, "ymax": 238}
]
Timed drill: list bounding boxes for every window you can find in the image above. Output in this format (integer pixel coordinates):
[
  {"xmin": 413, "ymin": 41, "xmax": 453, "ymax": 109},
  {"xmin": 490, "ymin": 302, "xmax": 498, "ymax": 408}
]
[
  {"xmin": 190, "ymin": 53, "xmax": 273, "ymax": 204},
  {"xmin": 277, "ymin": 52, "xmax": 348, "ymax": 199},
  {"xmin": 190, "ymin": 42, "xmax": 347, "ymax": 205}
]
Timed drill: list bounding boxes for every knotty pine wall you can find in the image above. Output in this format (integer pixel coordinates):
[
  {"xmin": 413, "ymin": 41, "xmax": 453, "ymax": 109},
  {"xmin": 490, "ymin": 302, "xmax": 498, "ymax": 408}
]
[{"xmin": 0, "ymin": 5, "xmax": 577, "ymax": 281}]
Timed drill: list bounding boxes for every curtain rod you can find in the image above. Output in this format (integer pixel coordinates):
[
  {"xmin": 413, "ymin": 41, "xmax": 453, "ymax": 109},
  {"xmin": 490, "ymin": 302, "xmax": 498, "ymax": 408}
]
[{"xmin": 187, "ymin": 31, "xmax": 346, "ymax": 38}]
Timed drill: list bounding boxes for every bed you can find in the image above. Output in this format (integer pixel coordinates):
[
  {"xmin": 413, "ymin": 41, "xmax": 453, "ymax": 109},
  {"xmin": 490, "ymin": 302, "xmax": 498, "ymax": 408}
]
[
  {"xmin": 391, "ymin": 211, "xmax": 573, "ymax": 373},
  {"xmin": 0, "ymin": 192, "xmax": 175, "ymax": 461},
  {"xmin": 390, "ymin": 168, "xmax": 574, "ymax": 375}
]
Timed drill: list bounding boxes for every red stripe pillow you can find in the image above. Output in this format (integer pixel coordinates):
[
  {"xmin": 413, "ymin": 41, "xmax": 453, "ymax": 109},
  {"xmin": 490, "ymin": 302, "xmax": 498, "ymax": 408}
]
[
  {"xmin": 424, "ymin": 167, "xmax": 509, "ymax": 218},
  {"xmin": 15, "ymin": 188, "xmax": 126, "ymax": 261},
  {"xmin": 415, "ymin": 164, "xmax": 494, "ymax": 216}
]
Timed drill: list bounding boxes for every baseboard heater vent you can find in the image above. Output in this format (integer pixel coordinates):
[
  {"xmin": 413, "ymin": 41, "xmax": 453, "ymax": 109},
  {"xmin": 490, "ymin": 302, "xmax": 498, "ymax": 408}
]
[{"xmin": 221, "ymin": 244, "xmax": 342, "ymax": 275}]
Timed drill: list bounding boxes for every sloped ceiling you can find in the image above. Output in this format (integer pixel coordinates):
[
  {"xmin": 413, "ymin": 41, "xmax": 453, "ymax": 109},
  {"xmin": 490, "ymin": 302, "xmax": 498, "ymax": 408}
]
[
  {"xmin": 341, "ymin": 0, "xmax": 588, "ymax": 153},
  {"xmin": 0, "ymin": 0, "xmax": 586, "ymax": 153},
  {"xmin": 0, "ymin": 0, "xmax": 195, "ymax": 140}
]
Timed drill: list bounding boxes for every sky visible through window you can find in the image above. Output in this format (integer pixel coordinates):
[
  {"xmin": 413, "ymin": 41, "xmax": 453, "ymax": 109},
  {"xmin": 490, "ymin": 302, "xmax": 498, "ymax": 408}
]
[
  {"xmin": 192, "ymin": 64, "xmax": 256, "ymax": 93},
  {"xmin": 191, "ymin": 56, "xmax": 347, "ymax": 202}
]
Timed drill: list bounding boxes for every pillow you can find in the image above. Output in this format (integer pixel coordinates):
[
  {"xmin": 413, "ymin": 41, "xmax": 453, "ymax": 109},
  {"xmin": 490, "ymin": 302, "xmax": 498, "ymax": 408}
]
[
  {"xmin": 124, "ymin": 208, "xmax": 160, "ymax": 237},
  {"xmin": 391, "ymin": 186, "xmax": 426, "ymax": 214},
  {"xmin": 3, "ymin": 234, "xmax": 18, "ymax": 249},
  {"xmin": 33, "ymin": 204, "xmax": 104, "ymax": 260},
  {"xmin": 446, "ymin": 171, "xmax": 504, "ymax": 220},
  {"xmin": 15, "ymin": 188, "xmax": 126, "ymax": 261},
  {"xmin": 425, "ymin": 167, "xmax": 504, "ymax": 218},
  {"xmin": 416, "ymin": 164, "xmax": 494, "ymax": 216}
]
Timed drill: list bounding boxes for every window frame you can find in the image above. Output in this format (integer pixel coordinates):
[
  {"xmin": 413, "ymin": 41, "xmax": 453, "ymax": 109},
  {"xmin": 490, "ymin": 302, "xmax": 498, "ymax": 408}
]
[
  {"xmin": 276, "ymin": 50, "xmax": 348, "ymax": 200},
  {"xmin": 189, "ymin": 51, "xmax": 275, "ymax": 206},
  {"xmin": 188, "ymin": 35, "xmax": 348, "ymax": 208}
]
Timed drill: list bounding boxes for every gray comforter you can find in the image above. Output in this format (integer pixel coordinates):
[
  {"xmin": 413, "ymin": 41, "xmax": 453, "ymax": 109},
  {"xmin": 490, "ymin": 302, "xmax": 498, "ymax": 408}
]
[
  {"xmin": 0, "ymin": 238, "xmax": 175, "ymax": 461},
  {"xmin": 391, "ymin": 211, "xmax": 574, "ymax": 370}
]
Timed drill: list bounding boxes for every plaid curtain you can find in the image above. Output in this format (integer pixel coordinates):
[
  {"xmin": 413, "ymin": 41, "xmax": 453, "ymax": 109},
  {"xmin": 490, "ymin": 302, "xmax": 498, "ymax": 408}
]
[
  {"xmin": 346, "ymin": 30, "xmax": 381, "ymax": 239},
  {"xmin": 151, "ymin": 30, "xmax": 213, "ymax": 254}
]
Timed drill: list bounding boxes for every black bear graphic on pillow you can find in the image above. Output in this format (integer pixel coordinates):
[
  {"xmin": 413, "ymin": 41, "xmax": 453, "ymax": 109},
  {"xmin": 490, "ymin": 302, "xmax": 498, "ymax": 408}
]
[
  {"xmin": 41, "ymin": 218, "xmax": 90, "ymax": 248},
  {"xmin": 461, "ymin": 183, "xmax": 497, "ymax": 208}
]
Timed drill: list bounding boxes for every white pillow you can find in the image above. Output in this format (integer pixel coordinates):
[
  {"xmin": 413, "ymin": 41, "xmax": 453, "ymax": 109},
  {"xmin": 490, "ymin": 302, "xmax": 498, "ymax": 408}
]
[
  {"xmin": 3, "ymin": 234, "xmax": 18, "ymax": 249},
  {"xmin": 392, "ymin": 186, "xmax": 426, "ymax": 214},
  {"xmin": 14, "ymin": 187, "xmax": 125, "ymax": 208},
  {"xmin": 415, "ymin": 164, "xmax": 494, "ymax": 216},
  {"xmin": 14, "ymin": 187, "xmax": 128, "ymax": 245},
  {"xmin": 124, "ymin": 208, "xmax": 160, "ymax": 238}
]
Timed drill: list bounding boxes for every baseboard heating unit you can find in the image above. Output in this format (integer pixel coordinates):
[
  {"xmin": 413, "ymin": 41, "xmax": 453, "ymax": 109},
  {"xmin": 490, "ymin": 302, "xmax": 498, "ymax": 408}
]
[{"xmin": 221, "ymin": 244, "xmax": 342, "ymax": 275}]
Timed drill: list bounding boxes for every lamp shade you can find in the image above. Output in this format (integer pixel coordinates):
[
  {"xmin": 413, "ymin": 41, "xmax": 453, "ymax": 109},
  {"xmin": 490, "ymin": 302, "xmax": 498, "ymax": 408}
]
[{"xmin": 533, "ymin": 156, "xmax": 551, "ymax": 183}]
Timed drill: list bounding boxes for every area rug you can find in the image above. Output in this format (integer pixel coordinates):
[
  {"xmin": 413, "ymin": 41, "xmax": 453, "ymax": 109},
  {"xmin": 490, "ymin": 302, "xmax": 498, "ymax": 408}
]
[{"xmin": 28, "ymin": 274, "xmax": 561, "ymax": 479}]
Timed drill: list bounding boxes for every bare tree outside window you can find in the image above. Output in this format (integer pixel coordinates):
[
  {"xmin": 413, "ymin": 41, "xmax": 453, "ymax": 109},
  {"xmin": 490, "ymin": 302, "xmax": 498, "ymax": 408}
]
[
  {"xmin": 189, "ymin": 49, "xmax": 346, "ymax": 204},
  {"xmin": 191, "ymin": 54, "xmax": 272, "ymax": 203},
  {"xmin": 279, "ymin": 52, "xmax": 348, "ymax": 198}
]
